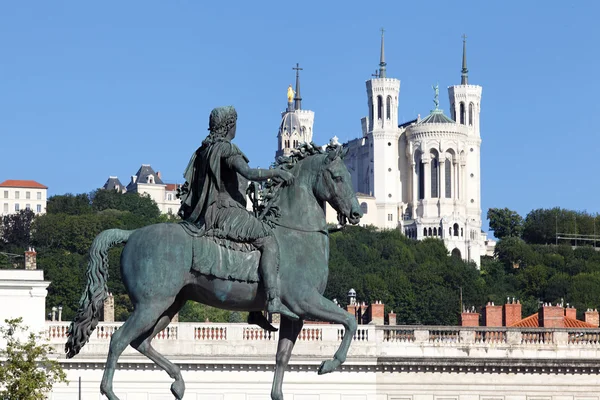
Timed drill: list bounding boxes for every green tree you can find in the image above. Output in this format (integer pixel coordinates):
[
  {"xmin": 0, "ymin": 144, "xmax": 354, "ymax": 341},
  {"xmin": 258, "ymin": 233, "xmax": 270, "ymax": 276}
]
[
  {"xmin": 1, "ymin": 209, "xmax": 35, "ymax": 250},
  {"xmin": 46, "ymin": 193, "xmax": 91, "ymax": 215},
  {"xmin": 0, "ymin": 318, "xmax": 67, "ymax": 399},
  {"xmin": 487, "ymin": 207, "xmax": 523, "ymax": 239}
]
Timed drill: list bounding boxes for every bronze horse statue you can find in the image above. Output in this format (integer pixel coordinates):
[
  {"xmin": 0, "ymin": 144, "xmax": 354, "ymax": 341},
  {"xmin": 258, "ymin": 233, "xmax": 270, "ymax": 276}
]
[{"xmin": 65, "ymin": 143, "xmax": 362, "ymax": 400}]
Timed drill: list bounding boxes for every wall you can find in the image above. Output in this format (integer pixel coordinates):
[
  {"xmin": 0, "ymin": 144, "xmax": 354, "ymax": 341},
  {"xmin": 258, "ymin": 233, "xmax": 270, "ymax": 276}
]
[{"xmin": 0, "ymin": 187, "xmax": 47, "ymax": 216}]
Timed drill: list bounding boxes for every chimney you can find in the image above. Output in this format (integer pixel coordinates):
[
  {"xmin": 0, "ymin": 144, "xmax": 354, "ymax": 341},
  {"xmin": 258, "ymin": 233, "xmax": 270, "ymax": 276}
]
[
  {"xmin": 461, "ymin": 307, "xmax": 480, "ymax": 327},
  {"xmin": 503, "ymin": 298, "xmax": 522, "ymax": 327},
  {"xmin": 483, "ymin": 302, "xmax": 502, "ymax": 327},
  {"xmin": 368, "ymin": 300, "xmax": 385, "ymax": 325},
  {"xmin": 564, "ymin": 305, "xmax": 577, "ymax": 320},
  {"xmin": 585, "ymin": 309, "xmax": 599, "ymax": 327},
  {"xmin": 24, "ymin": 247, "xmax": 37, "ymax": 270},
  {"xmin": 157, "ymin": 171, "xmax": 162, "ymax": 180},
  {"xmin": 131, "ymin": 175, "xmax": 137, "ymax": 184},
  {"xmin": 388, "ymin": 310, "xmax": 397, "ymax": 325},
  {"xmin": 539, "ymin": 303, "xmax": 565, "ymax": 328},
  {"xmin": 103, "ymin": 293, "xmax": 115, "ymax": 322}
]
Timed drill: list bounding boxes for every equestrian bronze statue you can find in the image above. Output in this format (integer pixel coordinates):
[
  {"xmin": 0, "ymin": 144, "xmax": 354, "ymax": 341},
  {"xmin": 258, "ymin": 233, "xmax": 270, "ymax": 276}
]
[{"xmin": 65, "ymin": 106, "xmax": 362, "ymax": 400}]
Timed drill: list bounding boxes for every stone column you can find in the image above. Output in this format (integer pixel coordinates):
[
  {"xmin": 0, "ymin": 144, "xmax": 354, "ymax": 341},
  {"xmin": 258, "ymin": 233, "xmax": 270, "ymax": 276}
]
[
  {"xmin": 103, "ymin": 293, "xmax": 115, "ymax": 322},
  {"xmin": 453, "ymin": 160, "xmax": 458, "ymax": 199},
  {"xmin": 422, "ymin": 155, "xmax": 430, "ymax": 201},
  {"xmin": 411, "ymin": 162, "xmax": 418, "ymax": 210},
  {"xmin": 439, "ymin": 157, "xmax": 446, "ymax": 201}
]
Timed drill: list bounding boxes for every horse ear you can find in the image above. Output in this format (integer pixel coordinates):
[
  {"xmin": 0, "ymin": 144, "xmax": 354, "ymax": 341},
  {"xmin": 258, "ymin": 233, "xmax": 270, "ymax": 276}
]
[{"xmin": 325, "ymin": 149, "xmax": 337, "ymax": 164}]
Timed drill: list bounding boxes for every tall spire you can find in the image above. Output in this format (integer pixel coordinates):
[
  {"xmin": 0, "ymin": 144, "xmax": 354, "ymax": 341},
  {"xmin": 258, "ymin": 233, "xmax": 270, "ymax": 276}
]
[
  {"xmin": 293, "ymin": 63, "xmax": 303, "ymax": 110},
  {"xmin": 461, "ymin": 34, "xmax": 468, "ymax": 85},
  {"xmin": 378, "ymin": 28, "xmax": 386, "ymax": 79}
]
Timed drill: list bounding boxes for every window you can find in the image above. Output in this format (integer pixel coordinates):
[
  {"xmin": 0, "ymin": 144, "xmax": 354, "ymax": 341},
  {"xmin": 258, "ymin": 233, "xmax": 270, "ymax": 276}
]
[
  {"xmin": 360, "ymin": 202, "xmax": 368, "ymax": 214},
  {"xmin": 450, "ymin": 103, "xmax": 455, "ymax": 120},
  {"xmin": 433, "ymin": 227, "xmax": 437, "ymax": 236},
  {"xmin": 37, "ymin": 192, "xmax": 41, "ymax": 200},
  {"xmin": 369, "ymin": 102, "xmax": 374, "ymax": 123},
  {"xmin": 15, "ymin": 203, "xmax": 20, "ymax": 211},
  {"xmin": 3, "ymin": 191, "xmax": 7, "ymax": 199},
  {"xmin": 386, "ymin": 96, "xmax": 392, "ymax": 119},
  {"xmin": 148, "ymin": 175, "xmax": 154, "ymax": 184},
  {"xmin": 3, "ymin": 203, "xmax": 7, "ymax": 213},
  {"xmin": 468, "ymin": 102, "xmax": 474, "ymax": 126},
  {"xmin": 431, "ymin": 158, "xmax": 438, "ymax": 198},
  {"xmin": 377, "ymin": 95, "xmax": 383, "ymax": 119},
  {"xmin": 15, "ymin": 191, "xmax": 20, "ymax": 200},
  {"xmin": 388, "ymin": 214, "xmax": 393, "ymax": 221},
  {"xmin": 26, "ymin": 204, "xmax": 30, "ymax": 210},
  {"xmin": 459, "ymin": 102, "xmax": 465, "ymax": 125},
  {"xmin": 453, "ymin": 223, "xmax": 459, "ymax": 237},
  {"xmin": 26, "ymin": 191, "xmax": 30, "ymax": 199},
  {"xmin": 445, "ymin": 159, "xmax": 452, "ymax": 198},
  {"xmin": 423, "ymin": 228, "xmax": 427, "ymax": 237},
  {"xmin": 36, "ymin": 204, "xmax": 41, "ymax": 213},
  {"xmin": 418, "ymin": 161, "xmax": 425, "ymax": 199},
  {"xmin": 167, "ymin": 194, "xmax": 173, "ymax": 201}
]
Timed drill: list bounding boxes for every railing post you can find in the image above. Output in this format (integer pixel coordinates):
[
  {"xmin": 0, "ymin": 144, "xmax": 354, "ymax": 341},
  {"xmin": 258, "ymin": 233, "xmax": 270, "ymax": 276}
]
[
  {"xmin": 321, "ymin": 324, "xmax": 338, "ymax": 341},
  {"xmin": 553, "ymin": 331, "xmax": 568, "ymax": 345},
  {"xmin": 414, "ymin": 328, "xmax": 429, "ymax": 343},
  {"xmin": 459, "ymin": 329, "xmax": 475, "ymax": 344},
  {"xmin": 506, "ymin": 330, "xmax": 522, "ymax": 345}
]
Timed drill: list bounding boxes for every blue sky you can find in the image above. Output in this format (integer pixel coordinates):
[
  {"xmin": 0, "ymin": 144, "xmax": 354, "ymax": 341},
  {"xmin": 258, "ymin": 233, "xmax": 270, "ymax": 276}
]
[{"xmin": 1, "ymin": 1, "xmax": 599, "ymax": 233}]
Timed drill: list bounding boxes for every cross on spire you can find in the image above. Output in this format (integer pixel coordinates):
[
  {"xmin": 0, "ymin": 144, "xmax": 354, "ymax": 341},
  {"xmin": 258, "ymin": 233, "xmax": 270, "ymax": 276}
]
[
  {"xmin": 461, "ymin": 34, "xmax": 469, "ymax": 85},
  {"xmin": 378, "ymin": 28, "xmax": 386, "ymax": 78},
  {"xmin": 462, "ymin": 33, "xmax": 467, "ymax": 41},
  {"xmin": 372, "ymin": 70, "xmax": 380, "ymax": 78},
  {"xmin": 292, "ymin": 63, "xmax": 303, "ymax": 110}
]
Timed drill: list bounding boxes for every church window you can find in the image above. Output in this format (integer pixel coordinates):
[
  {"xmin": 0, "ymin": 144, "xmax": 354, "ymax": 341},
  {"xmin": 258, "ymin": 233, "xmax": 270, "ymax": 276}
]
[
  {"xmin": 453, "ymin": 223, "xmax": 459, "ymax": 237},
  {"xmin": 418, "ymin": 161, "xmax": 425, "ymax": 200},
  {"xmin": 459, "ymin": 102, "xmax": 466, "ymax": 125},
  {"xmin": 439, "ymin": 226, "xmax": 443, "ymax": 237},
  {"xmin": 445, "ymin": 159, "xmax": 451, "ymax": 198},
  {"xmin": 469, "ymin": 102, "xmax": 474, "ymax": 126},
  {"xmin": 433, "ymin": 227, "xmax": 437, "ymax": 236},
  {"xmin": 431, "ymin": 158, "xmax": 438, "ymax": 198},
  {"xmin": 428, "ymin": 227, "xmax": 432, "ymax": 236},
  {"xmin": 449, "ymin": 227, "xmax": 452, "ymax": 236},
  {"xmin": 388, "ymin": 142, "xmax": 391, "ymax": 146},
  {"xmin": 386, "ymin": 96, "xmax": 392, "ymax": 119},
  {"xmin": 388, "ymin": 168, "xmax": 392, "ymax": 172},
  {"xmin": 450, "ymin": 103, "xmax": 455, "ymax": 120},
  {"xmin": 423, "ymin": 228, "xmax": 427, "ymax": 237},
  {"xmin": 377, "ymin": 96, "xmax": 383, "ymax": 119},
  {"xmin": 370, "ymin": 102, "xmax": 374, "ymax": 124},
  {"xmin": 461, "ymin": 228, "xmax": 464, "ymax": 237},
  {"xmin": 360, "ymin": 202, "xmax": 368, "ymax": 214}
]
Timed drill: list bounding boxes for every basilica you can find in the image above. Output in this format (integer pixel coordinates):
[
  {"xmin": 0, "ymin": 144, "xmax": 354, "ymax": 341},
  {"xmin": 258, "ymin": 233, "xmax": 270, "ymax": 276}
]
[{"xmin": 276, "ymin": 33, "xmax": 492, "ymax": 267}]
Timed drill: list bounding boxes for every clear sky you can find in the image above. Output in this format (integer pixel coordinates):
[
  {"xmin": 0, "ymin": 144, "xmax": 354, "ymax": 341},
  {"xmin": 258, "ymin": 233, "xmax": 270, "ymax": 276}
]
[{"xmin": 1, "ymin": 1, "xmax": 599, "ymax": 233}]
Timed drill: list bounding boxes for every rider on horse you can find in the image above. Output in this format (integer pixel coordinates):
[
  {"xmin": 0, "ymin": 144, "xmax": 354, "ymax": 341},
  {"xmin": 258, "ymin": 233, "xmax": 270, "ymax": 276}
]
[{"xmin": 177, "ymin": 106, "xmax": 299, "ymax": 321}]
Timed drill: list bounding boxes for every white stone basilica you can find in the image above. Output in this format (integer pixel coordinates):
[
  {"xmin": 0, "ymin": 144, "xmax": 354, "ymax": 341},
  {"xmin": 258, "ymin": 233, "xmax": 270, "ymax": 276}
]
[{"xmin": 277, "ymin": 34, "xmax": 491, "ymax": 267}]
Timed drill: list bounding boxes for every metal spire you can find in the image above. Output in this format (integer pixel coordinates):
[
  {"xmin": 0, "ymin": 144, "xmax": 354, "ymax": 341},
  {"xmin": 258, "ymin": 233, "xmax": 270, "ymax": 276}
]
[
  {"xmin": 293, "ymin": 63, "xmax": 303, "ymax": 110},
  {"xmin": 461, "ymin": 34, "xmax": 468, "ymax": 85},
  {"xmin": 378, "ymin": 28, "xmax": 386, "ymax": 78}
]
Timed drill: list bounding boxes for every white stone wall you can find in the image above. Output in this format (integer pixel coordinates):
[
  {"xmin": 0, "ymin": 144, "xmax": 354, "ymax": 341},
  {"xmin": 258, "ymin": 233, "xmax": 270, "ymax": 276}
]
[
  {"xmin": 0, "ymin": 187, "xmax": 47, "ymax": 216},
  {"xmin": 0, "ymin": 270, "xmax": 49, "ymax": 333}
]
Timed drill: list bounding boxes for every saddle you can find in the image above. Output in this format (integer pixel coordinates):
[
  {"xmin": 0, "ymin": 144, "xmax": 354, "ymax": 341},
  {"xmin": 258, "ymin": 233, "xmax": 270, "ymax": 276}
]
[{"xmin": 179, "ymin": 221, "xmax": 261, "ymax": 283}]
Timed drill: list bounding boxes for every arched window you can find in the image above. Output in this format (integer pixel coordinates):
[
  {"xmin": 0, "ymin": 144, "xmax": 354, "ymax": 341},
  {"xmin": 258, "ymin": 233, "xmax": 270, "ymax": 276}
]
[
  {"xmin": 433, "ymin": 227, "xmax": 437, "ymax": 236},
  {"xmin": 469, "ymin": 103, "xmax": 474, "ymax": 126},
  {"xmin": 148, "ymin": 175, "xmax": 154, "ymax": 184},
  {"xmin": 431, "ymin": 158, "xmax": 438, "ymax": 198},
  {"xmin": 445, "ymin": 159, "xmax": 452, "ymax": 198},
  {"xmin": 370, "ymin": 102, "xmax": 374, "ymax": 123},
  {"xmin": 423, "ymin": 228, "xmax": 427, "ymax": 237},
  {"xmin": 418, "ymin": 161, "xmax": 425, "ymax": 199},
  {"xmin": 459, "ymin": 102, "xmax": 466, "ymax": 125},
  {"xmin": 449, "ymin": 227, "xmax": 452, "ymax": 236},
  {"xmin": 451, "ymin": 248, "xmax": 461, "ymax": 259},
  {"xmin": 428, "ymin": 227, "xmax": 433, "ymax": 237},
  {"xmin": 386, "ymin": 96, "xmax": 392, "ymax": 119},
  {"xmin": 453, "ymin": 223, "xmax": 459, "ymax": 237},
  {"xmin": 360, "ymin": 202, "xmax": 368, "ymax": 214},
  {"xmin": 377, "ymin": 96, "xmax": 383, "ymax": 120},
  {"xmin": 450, "ymin": 103, "xmax": 455, "ymax": 120},
  {"xmin": 461, "ymin": 228, "xmax": 464, "ymax": 237},
  {"xmin": 439, "ymin": 226, "xmax": 443, "ymax": 237}
]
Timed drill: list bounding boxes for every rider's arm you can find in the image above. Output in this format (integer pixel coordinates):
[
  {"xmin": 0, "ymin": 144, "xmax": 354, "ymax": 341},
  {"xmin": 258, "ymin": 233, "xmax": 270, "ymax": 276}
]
[{"xmin": 228, "ymin": 156, "xmax": 280, "ymax": 182}]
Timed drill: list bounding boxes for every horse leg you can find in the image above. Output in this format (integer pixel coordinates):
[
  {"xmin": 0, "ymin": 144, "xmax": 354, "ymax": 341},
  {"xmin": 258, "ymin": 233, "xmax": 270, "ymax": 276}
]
[
  {"xmin": 100, "ymin": 305, "xmax": 164, "ymax": 400},
  {"xmin": 271, "ymin": 317, "xmax": 303, "ymax": 400},
  {"xmin": 130, "ymin": 296, "xmax": 186, "ymax": 399},
  {"xmin": 301, "ymin": 292, "xmax": 357, "ymax": 375}
]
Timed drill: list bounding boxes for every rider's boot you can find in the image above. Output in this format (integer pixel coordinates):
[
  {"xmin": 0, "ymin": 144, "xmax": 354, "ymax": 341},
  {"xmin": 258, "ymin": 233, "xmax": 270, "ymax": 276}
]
[
  {"xmin": 267, "ymin": 288, "xmax": 299, "ymax": 321},
  {"xmin": 247, "ymin": 311, "xmax": 278, "ymax": 332}
]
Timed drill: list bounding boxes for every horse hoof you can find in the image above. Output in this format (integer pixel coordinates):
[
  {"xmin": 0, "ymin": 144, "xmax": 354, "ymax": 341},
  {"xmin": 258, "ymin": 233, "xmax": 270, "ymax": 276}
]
[
  {"xmin": 171, "ymin": 380, "xmax": 185, "ymax": 400},
  {"xmin": 318, "ymin": 359, "xmax": 340, "ymax": 375},
  {"xmin": 271, "ymin": 390, "xmax": 284, "ymax": 400}
]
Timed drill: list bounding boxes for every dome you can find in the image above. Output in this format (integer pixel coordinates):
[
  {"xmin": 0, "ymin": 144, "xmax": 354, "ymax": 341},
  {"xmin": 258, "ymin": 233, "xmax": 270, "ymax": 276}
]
[
  {"xmin": 279, "ymin": 111, "xmax": 301, "ymax": 135},
  {"xmin": 347, "ymin": 288, "xmax": 357, "ymax": 297},
  {"xmin": 417, "ymin": 109, "xmax": 454, "ymax": 124}
]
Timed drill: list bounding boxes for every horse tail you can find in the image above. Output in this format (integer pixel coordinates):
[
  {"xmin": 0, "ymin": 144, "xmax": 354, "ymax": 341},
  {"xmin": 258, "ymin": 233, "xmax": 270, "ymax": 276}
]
[{"xmin": 65, "ymin": 228, "xmax": 133, "ymax": 358}]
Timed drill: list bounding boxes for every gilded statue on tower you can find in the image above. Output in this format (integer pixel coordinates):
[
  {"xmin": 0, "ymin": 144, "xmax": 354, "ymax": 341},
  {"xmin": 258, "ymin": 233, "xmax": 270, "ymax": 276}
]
[{"xmin": 287, "ymin": 84, "xmax": 294, "ymax": 103}]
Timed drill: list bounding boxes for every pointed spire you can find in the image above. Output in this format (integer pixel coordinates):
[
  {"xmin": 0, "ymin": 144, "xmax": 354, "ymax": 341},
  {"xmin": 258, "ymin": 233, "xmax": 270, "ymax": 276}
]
[
  {"xmin": 378, "ymin": 28, "xmax": 386, "ymax": 78},
  {"xmin": 461, "ymin": 34, "xmax": 468, "ymax": 85},
  {"xmin": 293, "ymin": 63, "xmax": 303, "ymax": 110}
]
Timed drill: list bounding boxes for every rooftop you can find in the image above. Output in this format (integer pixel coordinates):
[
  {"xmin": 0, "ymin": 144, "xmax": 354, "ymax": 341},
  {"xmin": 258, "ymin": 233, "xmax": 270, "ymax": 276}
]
[
  {"xmin": 0, "ymin": 180, "xmax": 48, "ymax": 189},
  {"xmin": 417, "ymin": 109, "xmax": 455, "ymax": 125}
]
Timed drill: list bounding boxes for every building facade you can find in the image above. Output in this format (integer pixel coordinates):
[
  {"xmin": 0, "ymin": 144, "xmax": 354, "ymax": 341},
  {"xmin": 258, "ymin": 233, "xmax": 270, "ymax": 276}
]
[
  {"xmin": 0, "ymin": 179, "xmax": 48, "ymax": 216},
  {"xmin": 340, "ymin": 33, "xmax": 489, "ymax": 266},
  {"xmin": 102, "ymin": 165, "xmax": 181, "ymax": 215}
]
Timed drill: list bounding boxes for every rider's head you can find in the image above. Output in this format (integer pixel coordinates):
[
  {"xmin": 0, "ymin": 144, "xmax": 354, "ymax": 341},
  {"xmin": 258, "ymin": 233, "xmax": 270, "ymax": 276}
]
[{"xmin": 209, "ymin": 106, "xmax": 237, "ymax": 140}]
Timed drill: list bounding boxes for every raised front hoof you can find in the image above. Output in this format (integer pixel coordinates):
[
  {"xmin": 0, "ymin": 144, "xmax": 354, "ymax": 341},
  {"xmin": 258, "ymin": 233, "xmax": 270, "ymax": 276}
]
[
  {"xmin": 171, "ymin": 380, "xmax": 185, "ymax": 400},
  {"xmin": 318, "ymin": 359, "xmax": 341, "ymax": 375}
]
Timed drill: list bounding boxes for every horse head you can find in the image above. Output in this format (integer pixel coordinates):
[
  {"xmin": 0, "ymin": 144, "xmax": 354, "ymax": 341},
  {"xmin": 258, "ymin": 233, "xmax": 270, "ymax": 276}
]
[{"xmin": 315, "ymin": 145, "xmax": 362, "ymax": 225}]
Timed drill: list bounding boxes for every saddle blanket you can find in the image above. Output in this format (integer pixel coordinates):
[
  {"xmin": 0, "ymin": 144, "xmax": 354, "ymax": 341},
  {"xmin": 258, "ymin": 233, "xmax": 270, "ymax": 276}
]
[{"xmin": 191, "ymin": 235, "xmax": 261, "ymax": 283}]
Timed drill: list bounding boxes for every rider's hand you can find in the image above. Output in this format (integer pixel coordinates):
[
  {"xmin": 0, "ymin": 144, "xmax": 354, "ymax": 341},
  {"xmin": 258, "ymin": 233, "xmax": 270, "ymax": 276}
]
[{"xmin": 274, "ymin": 170, "xmax": 295, "ymax": 186}]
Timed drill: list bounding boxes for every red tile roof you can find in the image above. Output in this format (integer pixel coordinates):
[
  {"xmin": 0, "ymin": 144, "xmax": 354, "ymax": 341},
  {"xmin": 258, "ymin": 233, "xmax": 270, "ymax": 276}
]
[
  {"xmin": 165, "ymin": 183, "xmax": 179, "ymax": 191},
  {"xmin": 509, "ymin": 313, "xmax": 597, "ymax": 328},
  {"xmin": 0, "ymin": 180, "xmax": 48, "ymax": 189}
]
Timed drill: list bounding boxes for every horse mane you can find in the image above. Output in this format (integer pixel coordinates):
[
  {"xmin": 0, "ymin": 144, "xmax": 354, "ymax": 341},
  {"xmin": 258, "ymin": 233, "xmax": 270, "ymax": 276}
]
[{"xmin": 250, "ymin": 142, "xmax": 344, "ymax": 226}]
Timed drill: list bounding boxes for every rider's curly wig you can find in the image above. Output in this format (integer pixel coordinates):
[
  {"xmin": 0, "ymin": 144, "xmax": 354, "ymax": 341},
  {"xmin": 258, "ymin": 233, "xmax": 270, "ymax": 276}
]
[{"xmin": 207, "ymin": 106, "xmax": 237, "ymax": 138}]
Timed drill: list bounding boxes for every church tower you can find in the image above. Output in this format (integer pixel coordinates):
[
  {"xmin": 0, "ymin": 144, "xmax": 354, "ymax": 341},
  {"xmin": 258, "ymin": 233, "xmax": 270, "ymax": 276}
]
[
  {"xmin": 447, "ymin": 35, "xmax": 484, "ymax": 262},
  {"xmin": 364, "ymin": 29, "xmax": 402, "ymax": 228},
  {"xmin": 276, "ymin": 63, "xmax": 315, "ymax": 159}
]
